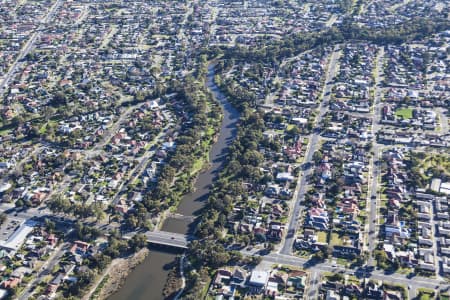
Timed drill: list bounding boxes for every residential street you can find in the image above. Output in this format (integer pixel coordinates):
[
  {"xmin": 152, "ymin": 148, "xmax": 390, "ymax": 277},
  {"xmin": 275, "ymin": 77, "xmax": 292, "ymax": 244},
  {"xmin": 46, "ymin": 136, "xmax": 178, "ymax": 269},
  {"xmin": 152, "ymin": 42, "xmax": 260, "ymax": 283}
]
[
  {"xmin": 255, "ymin": 252, "xmax": 446, "ymax": 298},
  {"xmin": 18, "ymin": 243, "xmax": 66, "ymax": 300},
  {"xmin": 0, "ymin": 0, "xmax": 63, "ymax": 95},
  {"xmin": 281, "ymin": 46, "xmax": 341, "ymax": 255},
  {"xmin": 367, "ymin": 47, "xmax": 384, "ymax": 266}
]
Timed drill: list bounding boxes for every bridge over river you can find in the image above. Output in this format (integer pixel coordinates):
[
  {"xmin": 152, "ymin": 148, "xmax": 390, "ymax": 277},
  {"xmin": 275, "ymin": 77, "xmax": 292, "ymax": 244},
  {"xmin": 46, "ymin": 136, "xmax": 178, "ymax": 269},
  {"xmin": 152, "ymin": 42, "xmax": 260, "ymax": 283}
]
[
  {"xmin": 144, "ymin": 230, "xmax": 194, "ymax": 249},
  {"xmin": 110, "ymin": 64, "xmax": 240, "ymax": 300},
  {"xmin": 124, "ymin": 230, "xmax": 194, "ymax": 249}
]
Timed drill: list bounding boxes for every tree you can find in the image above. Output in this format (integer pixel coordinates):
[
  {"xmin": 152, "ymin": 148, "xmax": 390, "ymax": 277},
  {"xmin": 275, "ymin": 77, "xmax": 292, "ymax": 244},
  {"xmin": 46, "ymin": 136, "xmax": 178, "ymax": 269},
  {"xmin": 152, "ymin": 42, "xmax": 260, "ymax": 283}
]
[
  {"xmin": 48, "ymin": 195, "xmax": 72, "ymax": 215},
  {"xmin": 91, "ymin": 253, "xmax": 111, "ymax": 271},
  {"xmin": 129, "ymin": 233, "xmax": 148, "ymax": 252},
  {"xmin": 287, "ymin": 125, "xmax": 300, "ymax": 136},
  {"xmin": 329, "ymin": 272, "xmax": 344, "ymax": 282},
  {"xmin": 15, "ymin": 199, "xmax": 24, "ymax": 208},
  {"xmin": 74, "ymin": 221, "xmax": 100, "ymax": 242},
  {"xmin": 187, "ymin": 240, "xmax": 233, "ymax": 268},
  {"xmin": 313, "ymin": 250, "xmax": 325, "ymax": 262},
  {"xmin": 51, "ymin": 91, "xmax": 67, "ymax": 106},
  {"xmin": 68, "ymin": 269, "xmax": 95, "ymax": 296},
  {"xmin": 44, "ymin": 219, "xmax": 56, "ymax": 233},
  {"xmin": 312, "ymin": 150, "xmax": 323, "ymax": 165},
  {"xmin": 0, "ymin": 213, "xmax": 6, "ymax": 226}
]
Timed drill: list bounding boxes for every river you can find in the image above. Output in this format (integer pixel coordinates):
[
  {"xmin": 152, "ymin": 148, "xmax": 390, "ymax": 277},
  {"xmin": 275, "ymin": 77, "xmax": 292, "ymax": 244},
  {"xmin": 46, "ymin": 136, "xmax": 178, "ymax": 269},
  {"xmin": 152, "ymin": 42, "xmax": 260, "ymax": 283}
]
[{"xmin": 109, "ymin": 65, "xmax": 239, "ymax": 300}]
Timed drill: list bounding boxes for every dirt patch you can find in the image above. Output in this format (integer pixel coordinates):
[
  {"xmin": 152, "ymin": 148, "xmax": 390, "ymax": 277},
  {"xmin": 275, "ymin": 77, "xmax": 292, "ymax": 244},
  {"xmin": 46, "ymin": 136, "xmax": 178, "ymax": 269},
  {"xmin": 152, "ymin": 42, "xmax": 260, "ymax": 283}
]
[{"xmin": 94, "ymin": 248, "xmax": 150, "ymax": 300}]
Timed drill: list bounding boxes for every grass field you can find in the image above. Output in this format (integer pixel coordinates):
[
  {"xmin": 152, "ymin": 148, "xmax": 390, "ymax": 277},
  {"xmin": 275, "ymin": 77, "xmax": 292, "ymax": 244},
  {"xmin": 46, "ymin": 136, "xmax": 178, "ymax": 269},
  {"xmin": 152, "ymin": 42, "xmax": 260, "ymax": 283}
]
[
  {"xmin": 317, "ymin": 231, "xmax": 328, "ymax": 243},
  {"xmin": 417, "ymin": 288, "xmax": 435, "ymax": 300},
  {"xmin": 395, "ymin": 108, "xmax": 413, "ymax": 119}
]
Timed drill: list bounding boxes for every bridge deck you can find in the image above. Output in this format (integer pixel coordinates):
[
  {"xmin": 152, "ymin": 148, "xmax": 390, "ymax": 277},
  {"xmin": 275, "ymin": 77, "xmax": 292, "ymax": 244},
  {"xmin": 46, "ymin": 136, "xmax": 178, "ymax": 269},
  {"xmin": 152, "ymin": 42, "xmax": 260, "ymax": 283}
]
[{"xmin": 144, "ymin": 231, "xmax": 194, "ymax": 249}]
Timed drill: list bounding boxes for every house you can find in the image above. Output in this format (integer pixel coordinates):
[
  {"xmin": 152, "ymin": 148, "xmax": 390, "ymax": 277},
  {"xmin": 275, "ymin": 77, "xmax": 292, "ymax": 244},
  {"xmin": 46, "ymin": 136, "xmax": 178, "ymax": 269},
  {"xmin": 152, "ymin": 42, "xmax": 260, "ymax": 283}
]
[
  {"xmin": 287, "ymin": 270, "xmax": 307, "ymax": 289},
  {"xmin": 1, "ymin": 277, "xmax": 20, "ymax": 289},
  {"xmin": 268, "ymin": 222, "xmax": 284, "ymax": 240},
  {"xmin": 248, "ymin": 270, "xmax": 269, "ymax": 293},
  {"xmin": 326, "ymin": 290, "xmax": 341, "ymax": 300},
  {"xmin": 366, "ymin": 281, "xmax": 383, "ymax": 299},
  {"xmin": 333, "ymin": 245, "xmax": 361, "ymax": 258},
  {"xmin": 231, "ymin": 267, "xmax": 247, "ymax": 287},
  {"xmin": 384, "ymin": 290, "xmax": 403, "ymax": 300},
  {"xmin": 344, "ymin": 284, "xmax": 362, "ymax": 297},
  {"xmin": 276, "ymin": 172, "xmax": 294, "ymax": 182},
  {"xmin": 267, "ymin": 272, "xmax": 287, "ymax": 297},
  {"xmin": 70, "ymin": 240, "xmax": 91, "ymax": 256},
  {"xmin": 46, "ymin": 273, "xmax": 65, "ymax": 297},
  {"xmin": 47, "ymin": 233, "xmax": 58, "ymax": 248},
  {"xmin": 213, "ymin": 269, "xmax": 232, "ymax": 288}
]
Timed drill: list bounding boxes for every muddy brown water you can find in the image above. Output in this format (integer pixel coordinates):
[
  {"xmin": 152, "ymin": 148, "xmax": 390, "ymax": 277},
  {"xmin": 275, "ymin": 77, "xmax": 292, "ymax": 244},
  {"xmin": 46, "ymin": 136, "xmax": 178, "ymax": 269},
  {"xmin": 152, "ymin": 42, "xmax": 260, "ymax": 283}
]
[{"xmin": 109, "ymin": 65, "xmax": 239, "ymax": 300}]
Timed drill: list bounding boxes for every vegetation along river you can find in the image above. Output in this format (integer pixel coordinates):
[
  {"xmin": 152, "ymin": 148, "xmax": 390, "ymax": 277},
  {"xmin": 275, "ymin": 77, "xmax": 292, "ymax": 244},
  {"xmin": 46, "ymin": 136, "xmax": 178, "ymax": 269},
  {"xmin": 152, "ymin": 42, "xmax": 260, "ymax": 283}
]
[{"xmin": 109, "ymin": 65, "xmax": 240, "ymax": 300}]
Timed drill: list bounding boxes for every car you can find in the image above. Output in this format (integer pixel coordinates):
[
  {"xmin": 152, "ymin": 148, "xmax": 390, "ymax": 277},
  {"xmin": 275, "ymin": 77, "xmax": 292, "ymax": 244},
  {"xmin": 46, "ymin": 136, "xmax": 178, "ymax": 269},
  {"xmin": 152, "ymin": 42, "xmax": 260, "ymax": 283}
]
[{"xmin": 371, "ymin": 195, "xmax": 376, "ymax": 200}]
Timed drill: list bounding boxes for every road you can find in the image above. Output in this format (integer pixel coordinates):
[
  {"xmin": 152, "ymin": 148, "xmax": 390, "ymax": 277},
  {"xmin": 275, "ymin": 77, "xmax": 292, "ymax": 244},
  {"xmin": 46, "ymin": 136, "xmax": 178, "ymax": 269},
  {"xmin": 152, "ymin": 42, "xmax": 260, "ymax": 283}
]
[
  {"xmin": 280, "ymin": 46, "xmax": 341, "ymax": 255},
  {"xmin": 18, "ymin": 243, "xmax": 66, "ymax": 300},
  {"xmin": 367, "ymin": 47, "xmax": 384, "ymax": 265},
  {"xmin": 252, "ymin": 252, "xmax": 447, "ymax": 296},
  {"xmin": 124, "ymin": 230, "xmax": 192, "ymax": 249},
  {"xmin": 438, "ymin": 108, "xmax": 449, "ymax": 134},
  {"xmin": 307, "ymin": 269, "xmax": 320, "ymax": 300}
]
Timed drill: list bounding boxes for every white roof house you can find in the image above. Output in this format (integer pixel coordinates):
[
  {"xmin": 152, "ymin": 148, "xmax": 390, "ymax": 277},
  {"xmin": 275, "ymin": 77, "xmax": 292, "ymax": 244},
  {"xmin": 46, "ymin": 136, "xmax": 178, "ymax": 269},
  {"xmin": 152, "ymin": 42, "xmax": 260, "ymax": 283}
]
[{"xmin": 249, "ymin": 270, "xmax": 269, "ymax": 287}]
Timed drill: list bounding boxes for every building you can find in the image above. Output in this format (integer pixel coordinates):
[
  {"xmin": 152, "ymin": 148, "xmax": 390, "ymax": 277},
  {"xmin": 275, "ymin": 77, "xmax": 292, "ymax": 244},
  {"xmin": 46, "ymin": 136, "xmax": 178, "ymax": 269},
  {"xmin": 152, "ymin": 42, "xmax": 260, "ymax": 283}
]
[{"xmin": 0, "ymin": 219, "xmax": 36, "ymax": 254}]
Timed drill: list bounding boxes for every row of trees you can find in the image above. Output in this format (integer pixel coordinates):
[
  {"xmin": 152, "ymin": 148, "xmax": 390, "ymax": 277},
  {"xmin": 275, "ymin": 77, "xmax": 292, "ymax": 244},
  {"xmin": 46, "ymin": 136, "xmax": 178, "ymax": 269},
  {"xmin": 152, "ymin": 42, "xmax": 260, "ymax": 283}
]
[
  {"xmin": 195, "ymin": 106, "xmax": 266, "ymax": 239},
  {"xmin": 223, "ymin": 17, "xmax": 449, "ymax": 65},
  {"xmin": 47, "ymin": 195, "xmax": 106, "ymax": 220},
  {"xmin": 140, "ymin": 66, "xmax": 222, "ymax": 221},
  {"xmin": 180, "ymin": 66, "xmax": 269, "ymax": 298}
]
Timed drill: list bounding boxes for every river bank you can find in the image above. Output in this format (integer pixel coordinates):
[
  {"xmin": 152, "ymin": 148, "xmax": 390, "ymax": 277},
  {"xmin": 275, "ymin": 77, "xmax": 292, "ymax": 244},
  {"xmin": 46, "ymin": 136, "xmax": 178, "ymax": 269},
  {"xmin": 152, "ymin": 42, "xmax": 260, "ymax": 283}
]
[
  {"xmin": 87, "ymin": 248, "xmax": 149, "ymax": 300},
  {"xmin": 107, "ymin": 64, "xmax": 239, "ymax": 300}
]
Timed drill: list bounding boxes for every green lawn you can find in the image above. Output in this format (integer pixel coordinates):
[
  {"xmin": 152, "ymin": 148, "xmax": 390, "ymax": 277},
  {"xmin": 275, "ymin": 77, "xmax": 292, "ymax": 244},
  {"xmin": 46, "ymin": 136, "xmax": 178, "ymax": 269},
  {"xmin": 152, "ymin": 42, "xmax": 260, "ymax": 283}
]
[
  {"xmin": 190, "ymin": 157, "xmax": 206, "ymax": 176},
  {"xmin": 440, "ymin": 294, "xmax": 450, "ymax": 300},
  {"xmin": 317, "ymin": 231, "xmax": 328, "ymax": 243},
  {"xmin": 395, "ymin": 108, "xmax": 413, "ymax": 119},
  {"xmin": 0, "ymin": 128, "xmax": 10, "ymax": 136},
  {"xmin": 330, "ymin": 232, "xmax": 341, "ymax": 246},
  {"xmin": 286, "ymin": 124, "xmax": 296, "ymax": 131},
  {"xmin": 206, "ymin": 126, "xmax": 216, "ymax": 137},
  {"xmin": 418, "ymin": 288, "xmax": 435, "ymax": 300}
]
